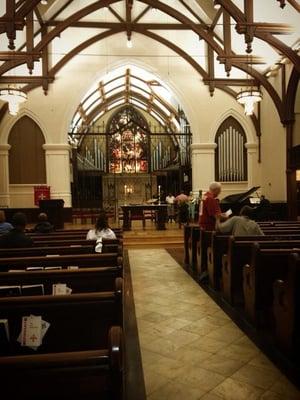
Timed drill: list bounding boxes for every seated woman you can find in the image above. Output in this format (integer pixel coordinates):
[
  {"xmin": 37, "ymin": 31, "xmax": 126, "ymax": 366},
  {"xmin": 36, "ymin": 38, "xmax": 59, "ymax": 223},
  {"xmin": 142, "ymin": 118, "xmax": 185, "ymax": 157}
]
[{"xmin": 86, "ymin": 211, "xmax": 116, "ymax": 241}]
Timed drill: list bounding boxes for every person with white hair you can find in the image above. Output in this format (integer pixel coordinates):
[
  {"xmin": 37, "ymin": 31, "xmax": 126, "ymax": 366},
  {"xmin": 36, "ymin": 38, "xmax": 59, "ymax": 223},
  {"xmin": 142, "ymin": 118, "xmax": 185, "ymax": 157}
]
[{"xmin": 199, "ymin": 182, "xmax": 226, "ymax": 230}]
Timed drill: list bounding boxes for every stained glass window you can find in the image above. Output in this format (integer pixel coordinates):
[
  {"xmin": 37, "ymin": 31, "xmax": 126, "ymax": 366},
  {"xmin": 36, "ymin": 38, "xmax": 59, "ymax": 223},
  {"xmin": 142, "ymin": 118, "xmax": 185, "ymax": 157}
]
[{"xmin": 108, "ymin": 106, "xmax": 149, "ymax": 173}]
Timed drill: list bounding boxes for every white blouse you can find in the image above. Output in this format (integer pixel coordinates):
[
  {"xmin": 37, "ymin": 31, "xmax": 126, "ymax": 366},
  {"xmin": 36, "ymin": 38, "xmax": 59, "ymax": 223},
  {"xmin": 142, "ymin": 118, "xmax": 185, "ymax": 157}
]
[{"xmin": 86, "ymin": 228, "xmax": 116, "ymax": 241}]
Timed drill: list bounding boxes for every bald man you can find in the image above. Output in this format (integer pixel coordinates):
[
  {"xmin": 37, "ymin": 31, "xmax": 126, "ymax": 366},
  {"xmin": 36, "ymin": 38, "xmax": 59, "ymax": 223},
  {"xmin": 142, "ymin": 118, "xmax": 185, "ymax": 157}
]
[{"xmin": 199, "ymin": 182, "xmax": 226, "ymax": 231}]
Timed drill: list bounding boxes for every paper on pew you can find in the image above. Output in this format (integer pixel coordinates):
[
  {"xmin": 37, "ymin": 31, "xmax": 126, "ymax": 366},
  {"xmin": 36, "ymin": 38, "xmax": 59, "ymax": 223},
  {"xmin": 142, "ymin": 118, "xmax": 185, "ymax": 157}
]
[
  {"xmin": 8, "ymin": 270, "xmax": 25, "ymax": 273},
  {"xmin": 52, "ymin": 283, "xmax": 72, "ymax": 295},
  {"xmin": 0, "ymin": 319, "xmax": 9, "ymax": 342},
  {"xmin": 17, "ymin": 316, "xmax": 50, "ymax": 350},
  {"xmin": 0, "ymin": 285, "xmax": 21, "ymax": 296},
  {"xmin": 44, "ymin": 266, "xmax": 62, "ymax": 270},
  {"xmin": 20, "ymin": 315, "xmax": 42, "ymax": 347},
  {"xmin": 67, "ymin": 266, "xmax": 79, "ymax": 270},
  {"xmin": 45, "ymin": 254, "xmax": 60, "ymax": 257}
]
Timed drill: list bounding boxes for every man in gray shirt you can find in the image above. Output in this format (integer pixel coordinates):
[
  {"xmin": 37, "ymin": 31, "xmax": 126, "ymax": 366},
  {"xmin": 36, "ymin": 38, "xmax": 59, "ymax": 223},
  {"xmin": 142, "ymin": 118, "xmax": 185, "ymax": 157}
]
[{"xmin": 216, "ymin": 206, "xmax": 264, "ymax": 236}]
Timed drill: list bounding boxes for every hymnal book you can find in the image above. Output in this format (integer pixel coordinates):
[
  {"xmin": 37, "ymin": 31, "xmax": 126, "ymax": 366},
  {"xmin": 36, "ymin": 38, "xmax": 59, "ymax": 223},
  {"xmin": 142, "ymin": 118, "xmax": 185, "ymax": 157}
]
[
  {"xmin": 21, "ymin": 285, "xmax": 44, "ymax": 296},
  {"xmin": 0, "ymin": 319, "xmax": 9, "ymax": 345},
  {"xmin": 18, "ymin": 316, "xmax": 50, "ymax": 350},
  {"xmin": 44, "ymin": 266, "xmax": 62, "ymax": 270},
  {"xmin": 52, "ymin": 283, "xmax": 72, "ymax": 295},
  {"xmin": 20, "ymin": 315, "xmax": 42, "ymax": 347},
  {"xmin": 26, "ymin": 267, "xmax": 44, "ymax": 271},
  {"xmin": 0, "ymin": 286, "xmax": 21, "ymax": 297}
]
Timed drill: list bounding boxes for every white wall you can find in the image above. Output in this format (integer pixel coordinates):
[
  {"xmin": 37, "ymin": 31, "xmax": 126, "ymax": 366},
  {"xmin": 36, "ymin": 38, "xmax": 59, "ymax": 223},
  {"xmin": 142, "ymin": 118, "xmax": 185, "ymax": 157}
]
[{"xmin": 0, "ymin": 32, "xmax": 275, "ymax": 206}]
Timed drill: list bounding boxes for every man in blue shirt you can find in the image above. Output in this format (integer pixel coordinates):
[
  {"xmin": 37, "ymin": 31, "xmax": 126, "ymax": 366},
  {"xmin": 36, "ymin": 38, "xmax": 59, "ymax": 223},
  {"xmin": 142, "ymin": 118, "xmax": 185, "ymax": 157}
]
[{"xmin": 0, "ymin": 210, "xmax": 13, "ymax": 235}]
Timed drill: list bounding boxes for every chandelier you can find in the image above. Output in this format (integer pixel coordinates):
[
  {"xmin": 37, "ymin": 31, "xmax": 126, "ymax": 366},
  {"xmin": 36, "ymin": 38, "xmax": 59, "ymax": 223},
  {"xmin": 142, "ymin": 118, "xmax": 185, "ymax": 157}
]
[
  {"xmin": 0, "ymin": 87, "xmax": 27, "ymax": 116},
  {"xmin": 236, "ymin": 89, "xmax": 262, "ymax": 116}
]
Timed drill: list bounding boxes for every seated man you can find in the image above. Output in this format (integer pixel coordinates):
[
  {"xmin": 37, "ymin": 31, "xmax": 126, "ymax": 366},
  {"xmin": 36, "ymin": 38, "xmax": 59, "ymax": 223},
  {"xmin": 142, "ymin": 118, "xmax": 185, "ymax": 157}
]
[
  {"xmin": 216, "ymin": 205, "xmax": 264, "ymax": 236},
  {"xmin": 0, "ymin": 210, "xmax": 13, "ymax": 235},
  {"xmin": 33, "ymin": 212, "xmax": 54, "ymax": 233},
  {"xmin": 0, "ymin": 212, "xmax": 33, "ymax": 248}
]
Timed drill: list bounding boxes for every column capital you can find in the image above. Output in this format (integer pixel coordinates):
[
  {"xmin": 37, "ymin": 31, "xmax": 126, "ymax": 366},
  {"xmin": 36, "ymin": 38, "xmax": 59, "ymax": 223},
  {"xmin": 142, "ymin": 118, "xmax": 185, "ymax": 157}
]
[
  {"xmin": 0, "ymin": 144, "xmax": 11, "ymax": 151},
  {"xmin": 245, "ymin": 142, "xmax": 258, "ymax": 152},
  {"xmin": 190, "ymin": 143, "xmax": 217, "ymax": 151},
  {"xmin": 43, "ymin": 144, "xmax": 71, "ymax": 152}
]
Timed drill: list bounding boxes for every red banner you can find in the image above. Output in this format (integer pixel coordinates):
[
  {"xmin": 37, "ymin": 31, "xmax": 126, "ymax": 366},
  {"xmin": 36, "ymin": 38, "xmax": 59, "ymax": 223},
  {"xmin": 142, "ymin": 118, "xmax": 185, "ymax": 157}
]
[{"xmin": 34, "ymin": 186, "xmax": 50, "ymax": 206}]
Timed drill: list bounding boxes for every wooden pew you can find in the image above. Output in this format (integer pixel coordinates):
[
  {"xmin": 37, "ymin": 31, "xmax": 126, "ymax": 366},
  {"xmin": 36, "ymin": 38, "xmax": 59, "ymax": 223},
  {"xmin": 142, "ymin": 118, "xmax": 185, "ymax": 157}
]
[
  {"xmin": 243, "ymin": 245, "xmax": 300, "ymax": 326},
  {"xmin": 188, "ymin": 225, "xmax": 200, "ymax": 270},
  {"xmin": 0, "ymin": 266, "xmax": 122, "ymax": 294},
  {"xmin": 0, "ymin": 327, "xmax": 122, "ymax": 400},
  {"xmin": 0, "ymin": 240, "xmax": 123, "ymax": 257},
  {"xmin": 184, "ymin": 225, "xmax": 213, "ymax": 276},
  {"xmin": 222, "ymin": 237, "xmax": 300, "ymax": 305},
  {"xmin": 183, "ymin": 224, "xmax": 193, "ymax": 266},
  {"xmin": 0, "ymin": 278, "xmax": 123, "ymax": 351},
  {"xmin": 0, "ymin": 279, "xmax": 123, "ymax": 399},
  {"xmin": 273, "ymin": 253, "xmax": 300, "ymax": 358},
  {"xmin": 207, "ymin": 232, "xmax": 300, "ymax": 292},
  {"xmin": 0, "ymin": 245, "xmax": 95, "ymax": 258},
  {"xmin": 28, "ymin": 229, "xmax": 123, "ymax": 240},
  {"xmin": 0, "ymin": 253, "xmax": 122, "ymax": 272}
]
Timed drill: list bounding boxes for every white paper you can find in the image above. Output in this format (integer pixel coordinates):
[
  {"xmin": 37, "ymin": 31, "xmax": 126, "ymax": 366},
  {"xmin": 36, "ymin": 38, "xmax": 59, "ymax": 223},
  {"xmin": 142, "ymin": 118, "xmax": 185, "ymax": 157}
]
[
  {"xmin": 21, "ymin": 315, "xmax": 42, "ymax": 347},
  {"xmin": 0, "ymin": 319, "xmax": 9, "ymax": 341},
  {"xmin": 225, "ymin": 209, "xmax": 233, "ymax": 217},
  {"xmin": 18, "ymin": 316, "xmax": 50, "ymax": 350},
  {"xmin": 52, "ymin": 283, "xmax": 72, "ymax": 295}
]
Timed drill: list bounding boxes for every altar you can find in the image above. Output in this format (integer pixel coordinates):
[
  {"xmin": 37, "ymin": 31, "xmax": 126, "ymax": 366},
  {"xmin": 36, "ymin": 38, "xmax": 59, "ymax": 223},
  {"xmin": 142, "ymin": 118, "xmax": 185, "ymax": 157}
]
[{"xmin": 121, "ymin": 204, "xmax": 168, "ymax": 231}]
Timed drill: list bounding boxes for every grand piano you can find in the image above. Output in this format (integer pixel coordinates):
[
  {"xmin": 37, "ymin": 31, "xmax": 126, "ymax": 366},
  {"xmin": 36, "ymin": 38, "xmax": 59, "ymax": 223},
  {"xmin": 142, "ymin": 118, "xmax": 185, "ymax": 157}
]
[{"xmin": 220, "ymin": 186, "xmax": 287, "ymax": 220}]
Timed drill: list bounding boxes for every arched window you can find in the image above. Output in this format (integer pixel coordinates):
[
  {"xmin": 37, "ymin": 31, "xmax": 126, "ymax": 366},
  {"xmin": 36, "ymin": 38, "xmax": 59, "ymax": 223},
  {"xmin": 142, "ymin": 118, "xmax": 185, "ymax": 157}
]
[
  {"xmin": 215, "ymin": 117, "xmax": 247, "ymax": 182},
  {"xmin": 107, "ymin": 106, "xmax": 149, "ymax": 174},
  {"xmin": 8, "ymin": 116, "xmax": 46, "ymax": 184}
]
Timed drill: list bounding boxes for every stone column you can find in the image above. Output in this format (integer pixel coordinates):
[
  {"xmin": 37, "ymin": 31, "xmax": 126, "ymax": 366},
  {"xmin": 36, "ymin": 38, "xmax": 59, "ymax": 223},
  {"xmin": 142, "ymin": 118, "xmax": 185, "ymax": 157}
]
[
  {"xmin": 43, "ymin": 144, "xmax": 72, "ymax": 207},
  {"xmin": 190, "ymin": 143, "xmax": 217, "ymax": 192},
  {"xmin": 0, "ymin": 144, "xmax": 11, "ymax": 207},
  {"xmin": 245, "ymin": 143, "xmax": 259, "ymax": 189}
]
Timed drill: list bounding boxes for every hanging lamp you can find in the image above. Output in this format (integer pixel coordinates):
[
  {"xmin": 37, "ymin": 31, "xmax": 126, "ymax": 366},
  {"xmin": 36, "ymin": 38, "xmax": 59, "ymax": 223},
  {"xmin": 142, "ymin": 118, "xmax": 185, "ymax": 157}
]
[{"xmin": 236, "ymin": 89, "xmax": 262, "ymax": 115}]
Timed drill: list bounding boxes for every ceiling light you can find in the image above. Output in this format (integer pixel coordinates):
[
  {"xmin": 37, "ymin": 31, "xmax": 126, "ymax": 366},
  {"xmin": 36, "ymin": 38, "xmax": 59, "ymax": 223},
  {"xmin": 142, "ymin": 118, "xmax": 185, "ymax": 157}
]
[
  {"xmin": 41, "ymin": 0, "xmax": 48, "ymax": 5},
  {"xmin": 236, "ymin": 89, "xmax": 262, "ymax": 116},
  {"xmin": 0, "ymin": 87, "xmax": 28, "ymax": 116},
  {"xmin": 126, "ymin": 39, "xmax": 133, "ymax": 48},
  {"xmin": 213, "ymin": 1, "xmax": 221, "ymax": 9}
]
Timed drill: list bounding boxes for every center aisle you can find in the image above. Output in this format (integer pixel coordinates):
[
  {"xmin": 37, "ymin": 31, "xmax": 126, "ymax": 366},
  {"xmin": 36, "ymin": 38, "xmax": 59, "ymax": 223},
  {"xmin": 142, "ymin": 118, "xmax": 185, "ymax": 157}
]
[{"xmin": 128, "ymin": 249, "xmax": 300, "ymax": 400}]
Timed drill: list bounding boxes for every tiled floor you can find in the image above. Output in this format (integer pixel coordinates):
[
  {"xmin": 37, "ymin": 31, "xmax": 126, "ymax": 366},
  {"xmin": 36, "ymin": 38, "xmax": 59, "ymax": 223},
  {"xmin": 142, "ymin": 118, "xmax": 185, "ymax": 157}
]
[{"xmin": 128, "ymin": 249, "xmax": 300, "ymax": 400}]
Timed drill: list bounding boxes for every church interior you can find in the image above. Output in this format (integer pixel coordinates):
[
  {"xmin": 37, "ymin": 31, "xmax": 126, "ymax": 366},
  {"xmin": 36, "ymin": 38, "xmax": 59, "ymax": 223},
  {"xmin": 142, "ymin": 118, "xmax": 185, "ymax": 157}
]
[{"xmin": 0, "ymin": 1, "xmax": 300, "ymax": 399}]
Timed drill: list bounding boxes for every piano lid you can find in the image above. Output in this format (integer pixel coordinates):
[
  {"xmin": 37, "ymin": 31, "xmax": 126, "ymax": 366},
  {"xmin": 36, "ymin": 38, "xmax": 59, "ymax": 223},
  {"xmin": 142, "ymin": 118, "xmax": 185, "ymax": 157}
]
[{"xmin": 221, "ymin": 186, "xmax": 260, "ymax": 204}]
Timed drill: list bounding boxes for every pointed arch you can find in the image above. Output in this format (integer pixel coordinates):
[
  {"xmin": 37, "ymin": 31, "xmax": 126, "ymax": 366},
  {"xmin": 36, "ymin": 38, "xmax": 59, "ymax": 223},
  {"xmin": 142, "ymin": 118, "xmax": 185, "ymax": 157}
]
[
  {"xmin": 215, "ymin": 116, "xmax": 248, "ymax": 182},
  {"xmin": 8, "ymin": 116, "xmax": 46, "ymax": 184}
]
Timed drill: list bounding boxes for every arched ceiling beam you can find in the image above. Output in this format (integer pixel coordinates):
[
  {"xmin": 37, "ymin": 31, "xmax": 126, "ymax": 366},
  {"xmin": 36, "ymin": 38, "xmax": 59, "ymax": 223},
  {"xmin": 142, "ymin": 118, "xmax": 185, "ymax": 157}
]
[
  {"xmin": 217, "ymin": 0, "xmax": 300, "ymax": 73},
  {"xmin": 86, "ymin": 89, "xmax": 174, "ymax": 128},
  {"xmin": 284, "ymin": 67, "xmax": 300, "ymax": 123},
  {"xmin": 22, "ymin": 26, "xmax": 261, "ymax": 133},
  {"xmin": 0, "ymin": 1, "xmax": 282, "ymax": 124}
]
